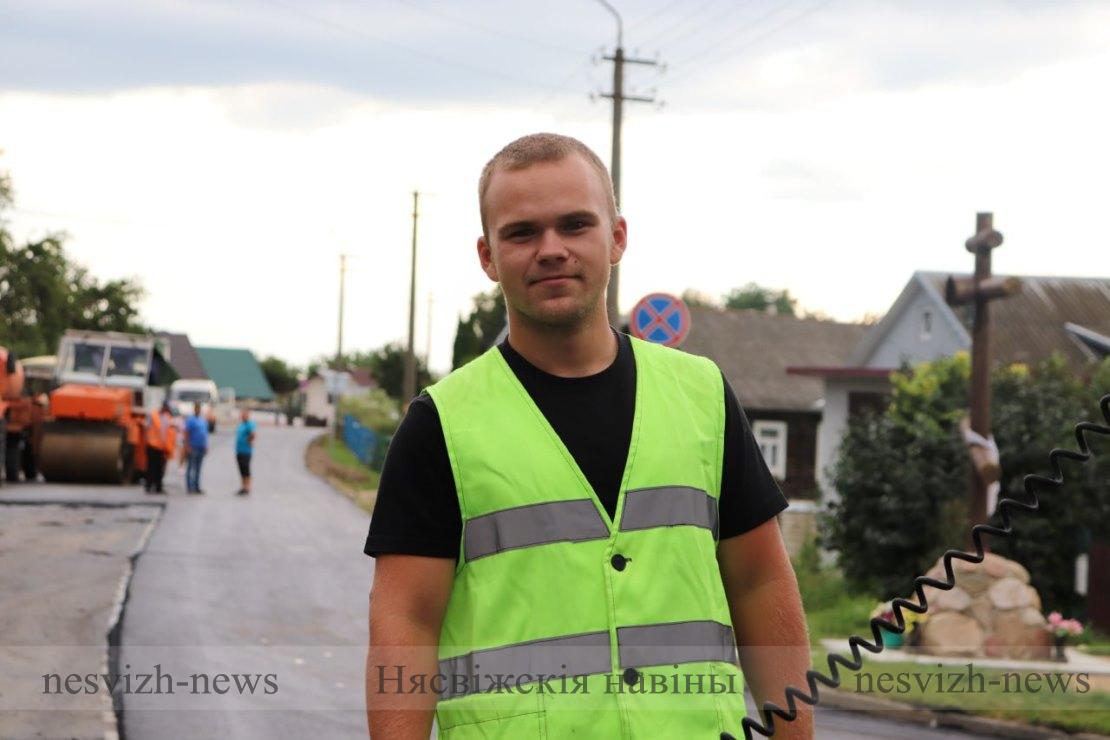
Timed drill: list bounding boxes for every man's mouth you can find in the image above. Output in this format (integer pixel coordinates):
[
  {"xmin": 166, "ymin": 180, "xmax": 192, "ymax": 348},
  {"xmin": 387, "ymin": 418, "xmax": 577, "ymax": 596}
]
[{"xmin": 530, "ymin": 275, "xmax": 578, "ymax": 285}]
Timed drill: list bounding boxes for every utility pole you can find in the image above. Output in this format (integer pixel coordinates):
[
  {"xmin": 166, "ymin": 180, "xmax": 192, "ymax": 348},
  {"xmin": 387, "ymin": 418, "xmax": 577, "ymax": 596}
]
[
  {"xmin": 595, "ymin": 0, "xmax": 659, "ymax": 327},
  {"xmin": 403, "ymin": 191, "xmax": 419, "ymax": 408},
  {"xmin": 425, "ymin": 292, "xmax": 434, "ymax": 366},
  {"xmin": 336, "ymin": 253, "xmax": 348, "ymax": 369},
  {"xmin": 333, "ymin": 252, "xmax": 349, "ymax": 439}
]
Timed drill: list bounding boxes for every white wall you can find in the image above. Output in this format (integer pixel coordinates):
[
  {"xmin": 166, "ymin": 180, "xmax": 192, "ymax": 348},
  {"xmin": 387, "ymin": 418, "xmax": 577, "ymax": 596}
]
[
  {"xmin": 303, "ymin": 377, "xmax": 333, "ymax": 425},
  {"xmin": 816, "ymin": 375, "xmax": 895, "ymax": 506},
  {"xmin": 866, "ymin": 288, "xmax": 966, "ymax": 369}
]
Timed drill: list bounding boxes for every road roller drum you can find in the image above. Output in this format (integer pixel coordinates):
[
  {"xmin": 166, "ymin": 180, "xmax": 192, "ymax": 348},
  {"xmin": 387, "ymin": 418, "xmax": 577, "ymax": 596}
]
[{"xmin": 38, "ymin": 421, "xmax": 131, "ymax": 484}]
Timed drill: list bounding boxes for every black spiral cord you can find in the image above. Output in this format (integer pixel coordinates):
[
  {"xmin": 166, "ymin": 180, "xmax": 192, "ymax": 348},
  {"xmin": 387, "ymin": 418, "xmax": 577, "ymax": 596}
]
[{"xmin": 724, "ymin": 393, "xmax": 1110, "ymax": 740}]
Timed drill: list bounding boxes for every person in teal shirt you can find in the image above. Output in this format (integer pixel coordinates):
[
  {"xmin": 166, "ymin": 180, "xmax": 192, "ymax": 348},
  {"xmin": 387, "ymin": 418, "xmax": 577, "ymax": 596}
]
[{"xmin": 235, "ymin": 409, "xmax": 257, "ymax": 495}]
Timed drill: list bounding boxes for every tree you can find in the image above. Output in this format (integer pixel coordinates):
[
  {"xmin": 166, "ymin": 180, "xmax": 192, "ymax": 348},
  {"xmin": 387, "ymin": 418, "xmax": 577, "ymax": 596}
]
[
  {"xmin": 723, "ymin": 283, "xmax": 797, "ymax": 316},
  {"xmin": 0, "ymin": 169, "xmax": 146, "ymax": 357},
  {"xmin": 822, "ymin": 355, "xmax": 969, "ymax": 600},
  {"xmin": 363, "ymin": 342, "xmax": 434, "ymax": 401},
  {"xmin": 452, "ymin": 288, "xmax": 506, "ymax": 370},
  {"xmin": 823, "ymin": 352, "xmax": 1110, "ymax": 617},
  {"xmin": 0, "ymin": 236, "xmax": 145, "ymax": 358},
  {"xmin": 680, "ymin": 289, "xmax": 719, "ymax": 309},
  {"xmin": 260, "ymin": 356, "xmax": 300, "ymax": 396}
]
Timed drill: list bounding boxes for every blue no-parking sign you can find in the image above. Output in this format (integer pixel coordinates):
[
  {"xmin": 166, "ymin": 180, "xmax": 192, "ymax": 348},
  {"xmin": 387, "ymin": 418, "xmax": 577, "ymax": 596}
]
[{"xmin": 629, "ymin": 293, "xmax": 691, "ymax": 347}]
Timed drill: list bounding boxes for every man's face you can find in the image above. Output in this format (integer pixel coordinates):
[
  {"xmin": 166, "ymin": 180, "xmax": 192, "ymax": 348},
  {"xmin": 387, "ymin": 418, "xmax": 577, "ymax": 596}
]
[{"xmin": 478, "ymin": 155, "xmax": 626, "ymax": 329}]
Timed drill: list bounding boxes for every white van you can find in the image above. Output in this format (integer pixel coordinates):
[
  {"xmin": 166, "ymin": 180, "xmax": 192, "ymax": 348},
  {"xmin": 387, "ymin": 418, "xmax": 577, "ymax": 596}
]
[{"xmin": 169, "ymin": 379, "xmax": 220, "ymax": 432}]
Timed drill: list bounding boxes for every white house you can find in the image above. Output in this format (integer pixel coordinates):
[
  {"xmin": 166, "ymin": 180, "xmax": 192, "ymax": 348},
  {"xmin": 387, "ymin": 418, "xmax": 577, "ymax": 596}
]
[
  {"xmin": 791, "ymin": 271, "xmax": 1110, "ymax": 505},
  {"xmin": 301, "ymin": 368, "xmax": 376, "ymax": 426}
]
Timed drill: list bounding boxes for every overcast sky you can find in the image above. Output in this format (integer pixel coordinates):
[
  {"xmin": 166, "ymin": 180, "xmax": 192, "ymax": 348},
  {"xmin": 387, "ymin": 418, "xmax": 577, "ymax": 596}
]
[{"xmin": 3, "ymin": 0, "xmax": 1109, "ymax": 372}]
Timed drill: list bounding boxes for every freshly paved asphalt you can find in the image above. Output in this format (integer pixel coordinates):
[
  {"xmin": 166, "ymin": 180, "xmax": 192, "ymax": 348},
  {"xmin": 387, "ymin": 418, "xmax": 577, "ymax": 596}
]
[{"xmin": 119, "ymin": 425, "xmax": 373, "ymax": 738}]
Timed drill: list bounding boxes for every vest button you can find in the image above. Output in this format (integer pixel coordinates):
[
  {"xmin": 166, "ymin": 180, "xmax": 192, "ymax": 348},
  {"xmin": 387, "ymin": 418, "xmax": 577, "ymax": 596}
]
[
  {"xmin": 720, "ymin": 734, "xmax": 737, "ymax": 740},
  {"xmin": 610, "ymin": 554, "xmax": 627, "ymax": 571},
  {"xmin": 622, "ymin": 667, "xmax": 640, "ymax": 686}
]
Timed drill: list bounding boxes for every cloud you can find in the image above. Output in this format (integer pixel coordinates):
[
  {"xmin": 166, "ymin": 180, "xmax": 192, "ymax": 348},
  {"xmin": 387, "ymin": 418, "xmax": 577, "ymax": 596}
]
[{"xmin": 0, "ymin": 0, "xmax": 604, "ymax": 104}]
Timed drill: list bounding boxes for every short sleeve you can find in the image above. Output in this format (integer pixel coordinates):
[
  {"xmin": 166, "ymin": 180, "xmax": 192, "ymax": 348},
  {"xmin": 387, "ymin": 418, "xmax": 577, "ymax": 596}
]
[
  {"xmin": 363, "ymin": 393, "xmax": 462, "ymax": 559},
  {"xmin": 717, "ymin": 372, "xmax": 789, "ymax": 539}
]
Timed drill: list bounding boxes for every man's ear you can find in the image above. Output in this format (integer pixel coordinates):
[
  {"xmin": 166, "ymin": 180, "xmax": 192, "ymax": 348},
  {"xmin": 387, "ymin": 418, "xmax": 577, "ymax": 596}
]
[
  {"xmin": 477, "ymin": 235, "xmax": 499, "ymax": 282},
  {"xmin": 609, "ymin": 215, "xmax": 628, "ymax": 266}
]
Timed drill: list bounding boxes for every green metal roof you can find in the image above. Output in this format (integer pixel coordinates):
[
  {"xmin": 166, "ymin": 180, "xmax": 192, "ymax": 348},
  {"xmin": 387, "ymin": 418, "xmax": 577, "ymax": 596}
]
[{"xmin": 195, "ymin": 346, "xmax": 274, "ymax": 401}]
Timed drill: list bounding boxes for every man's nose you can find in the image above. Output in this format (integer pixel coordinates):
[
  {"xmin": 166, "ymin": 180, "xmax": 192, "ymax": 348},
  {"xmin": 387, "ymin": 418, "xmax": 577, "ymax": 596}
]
[{"xmin": 535, "ymin": 229, "xmax": 569, "ymax": 261}]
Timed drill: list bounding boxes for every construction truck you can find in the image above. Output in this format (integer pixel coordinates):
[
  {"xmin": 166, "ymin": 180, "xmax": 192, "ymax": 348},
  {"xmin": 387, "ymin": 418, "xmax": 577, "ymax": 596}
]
[
  {"xmin": 0, "ymin": 346, "xmax": 44, "ymax": 485},
  {"xmin": 37, "ymin": 331, "xmax": 177, "ymax": 484}
]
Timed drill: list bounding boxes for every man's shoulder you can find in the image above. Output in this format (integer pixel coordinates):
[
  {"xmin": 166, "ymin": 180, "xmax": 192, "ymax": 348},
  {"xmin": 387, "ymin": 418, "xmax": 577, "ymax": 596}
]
[
  {"xmin": 424, "ymin": 347, "xmax": 502, "ymax": 400},
  {"xmin": 631, "ymin": 336, "xmax": 721, "ymax": 378}
]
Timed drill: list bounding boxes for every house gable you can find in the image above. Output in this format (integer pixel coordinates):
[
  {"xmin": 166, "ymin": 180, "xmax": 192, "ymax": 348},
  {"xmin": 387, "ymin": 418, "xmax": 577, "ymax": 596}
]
[{"xmin": 849, "ymin": 272, "xmax": 969, "ymax": 369}]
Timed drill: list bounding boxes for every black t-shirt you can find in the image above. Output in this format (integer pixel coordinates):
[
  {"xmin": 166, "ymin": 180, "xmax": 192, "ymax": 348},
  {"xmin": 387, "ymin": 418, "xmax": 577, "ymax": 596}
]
[{"xmin": 364, "ymin": 331, "xmax": 787, "ymax": 559}]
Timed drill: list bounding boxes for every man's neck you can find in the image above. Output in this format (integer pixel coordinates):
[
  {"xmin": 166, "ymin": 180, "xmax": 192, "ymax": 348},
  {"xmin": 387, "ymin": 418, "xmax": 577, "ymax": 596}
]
[{"xmin": 505, "ymin": 308, "xmax": 617, "ymax": 378}]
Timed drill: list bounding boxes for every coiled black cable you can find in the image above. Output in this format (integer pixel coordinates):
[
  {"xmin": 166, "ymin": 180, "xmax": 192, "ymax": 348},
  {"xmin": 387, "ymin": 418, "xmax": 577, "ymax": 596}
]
[{"xmin": 725, "ymin": 393, "xmax": 1110, "ymax": 740}]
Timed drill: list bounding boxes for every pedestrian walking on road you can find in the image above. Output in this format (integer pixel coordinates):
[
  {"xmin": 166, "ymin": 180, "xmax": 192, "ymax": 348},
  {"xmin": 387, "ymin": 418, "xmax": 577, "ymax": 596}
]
[
  {"xmin": 183, "ymin": 401, "xmax": 209, "ymax": 494},
  {"xmin": 234, "ymin": 408, "xmax": 256, "ymax": 495},
  {"xmin": 364, "ymin": 134, "xmax": 814, "ymax": 739},
  {"xmin": 143, "ymin": 402, "xmax": 175, "ymax": 494}
]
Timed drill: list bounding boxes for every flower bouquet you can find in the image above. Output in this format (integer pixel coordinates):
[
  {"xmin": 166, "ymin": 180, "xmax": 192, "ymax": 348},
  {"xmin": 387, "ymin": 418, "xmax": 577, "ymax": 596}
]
[{"xmin": 1045, "ymin": 612, "xmax": 1083, "ymax": 662}]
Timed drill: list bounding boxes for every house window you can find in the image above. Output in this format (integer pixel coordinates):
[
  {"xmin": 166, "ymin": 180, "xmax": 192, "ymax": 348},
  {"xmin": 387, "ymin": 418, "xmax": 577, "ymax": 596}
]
[
  {"xmin": 921, "ymin": 309, "xmax": 933, "ymax": 341},
  {"xmin": 752, "ymin": 420, "xmax": 788, "ymax": 481}
]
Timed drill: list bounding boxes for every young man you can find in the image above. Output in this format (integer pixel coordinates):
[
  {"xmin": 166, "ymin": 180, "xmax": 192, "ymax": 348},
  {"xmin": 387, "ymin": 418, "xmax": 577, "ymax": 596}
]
[
  {"xmin": 183, "ymin": 402, "xmax": 209, "ymax": 494},
  {"xmin": 235, "ymin": 408, "xmax": 256, "ymax": 495},
  {"xmin": 365, "ymin": 134, "xmax": 813, "ymax": 739}
]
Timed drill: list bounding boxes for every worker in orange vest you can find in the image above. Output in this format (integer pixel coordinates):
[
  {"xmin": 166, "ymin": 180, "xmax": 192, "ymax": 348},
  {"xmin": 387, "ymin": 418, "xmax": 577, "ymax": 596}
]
[{"xmin": 144, "ymin": 403, "xmax": 175, "ymax": 494}]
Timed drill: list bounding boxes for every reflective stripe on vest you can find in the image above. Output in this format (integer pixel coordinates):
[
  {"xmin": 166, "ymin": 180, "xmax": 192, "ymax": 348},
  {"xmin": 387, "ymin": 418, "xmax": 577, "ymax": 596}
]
[
  {"xmin": 438, "ymin": 630, "xmax": 611, "ymax": 700},
  {"xmin": 462, "ymin": 487, "xmax": 718, "ymax": 562},
  {"xmin": 464, "ymin": 499, "xmax": 608, "ymax": 562},
  {"xmin": 438, "ymin": 620, "xmax": 737, "ymax": 700},
  {"xmin": 620, "ymin": 485, "xmax": 719, "ymax": 540},
  {"xmin": 617, "ymin": 620, "xmax": 737, "ymax": 670}
]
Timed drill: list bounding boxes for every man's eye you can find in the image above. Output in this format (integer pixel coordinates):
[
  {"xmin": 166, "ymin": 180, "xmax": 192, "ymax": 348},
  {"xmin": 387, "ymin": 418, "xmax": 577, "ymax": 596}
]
[{"xmin": 565, "ymin": 220, "xmax": 588, "ymax": 231}]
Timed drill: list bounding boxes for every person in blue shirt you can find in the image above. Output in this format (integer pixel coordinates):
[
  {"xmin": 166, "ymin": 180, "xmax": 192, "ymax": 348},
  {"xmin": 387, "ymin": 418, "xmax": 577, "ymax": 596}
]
[
  {"xmin": 235, "ymin": 408, "xmax": 257, "ymax": 495},
  {"xmin": 183, "ymin": 402, "xmax": 209, "ymax": 494}
]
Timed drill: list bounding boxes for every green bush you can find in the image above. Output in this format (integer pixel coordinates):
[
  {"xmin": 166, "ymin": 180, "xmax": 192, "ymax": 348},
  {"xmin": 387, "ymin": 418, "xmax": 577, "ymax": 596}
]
[
  {"xmin": 338, "ymin": 389, "xmax": 401, "ymax": 436},
  {"xmin": 823, "ymin": 355, "xmax": 969, "ymax": 600},
  {"xmin": 824, "ymin": 353, "xmax": 1110, "ymax": 616}
]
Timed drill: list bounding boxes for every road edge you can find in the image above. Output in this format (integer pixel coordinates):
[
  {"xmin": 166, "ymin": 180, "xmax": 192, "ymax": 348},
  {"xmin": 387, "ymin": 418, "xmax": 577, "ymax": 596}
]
[
  {"xmin": 104, "ymin": 503, "xmax": 165, "ymax": 740},
  {"xmin": 818, "ymin": 686, "xmax": 1104, "ymax": 739}
]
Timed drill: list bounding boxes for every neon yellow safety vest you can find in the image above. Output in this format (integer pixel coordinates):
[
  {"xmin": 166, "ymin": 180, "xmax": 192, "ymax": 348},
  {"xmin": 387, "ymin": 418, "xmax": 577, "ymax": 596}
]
[{"xmin": 426, "ymin": 336, "xmax": 746, "ymax": 739}]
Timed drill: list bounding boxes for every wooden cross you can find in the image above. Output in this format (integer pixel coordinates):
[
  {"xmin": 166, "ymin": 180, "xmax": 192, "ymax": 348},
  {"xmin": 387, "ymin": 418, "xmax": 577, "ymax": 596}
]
[{"xmin": 945, "ymin": 212, "xmax": 1021, "ymax": 542}]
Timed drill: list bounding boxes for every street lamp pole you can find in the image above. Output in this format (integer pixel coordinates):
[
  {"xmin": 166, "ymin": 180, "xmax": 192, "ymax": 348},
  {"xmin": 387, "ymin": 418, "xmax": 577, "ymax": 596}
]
[{"xmin": 594, "ymin": 0, "xmax": 658, "ymax": 327}]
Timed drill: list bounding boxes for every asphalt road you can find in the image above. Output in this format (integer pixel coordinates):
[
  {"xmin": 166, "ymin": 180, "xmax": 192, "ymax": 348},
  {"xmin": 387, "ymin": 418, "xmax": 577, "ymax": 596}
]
[
  {"xmin": 120, "ymin": 425, "xmax": 373, "ymax": 738},
  {"xmin": 102, "ymin": 424, "xmax": 994, "ymax": 739}
]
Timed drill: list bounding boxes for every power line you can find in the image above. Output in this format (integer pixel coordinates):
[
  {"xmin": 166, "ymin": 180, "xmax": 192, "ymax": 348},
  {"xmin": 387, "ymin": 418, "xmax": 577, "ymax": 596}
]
[
  {"xmin": 626, "ymin": 0, "xmax": 687, "ymax": 32},
  {"xmin": 661, "ymin": 0, "xmax": 758, "ymax": 53},
  {"xmin": 638, "ymin": 0, "xmax": 725, "ymax": 48},
  {"xmin": 667, "ymin": 0, "xmax": 834, "ymax": 85},
  {"xmin": 385, "ymin": 0, "xmax": 581, "ymax": 55},
  {"xmin": 260, "ymin": 0, "xmax": 571, "ymax": 94},
  {"xmin": 529, "ymin": 59, "xmax": 599, "ymax": 114}
]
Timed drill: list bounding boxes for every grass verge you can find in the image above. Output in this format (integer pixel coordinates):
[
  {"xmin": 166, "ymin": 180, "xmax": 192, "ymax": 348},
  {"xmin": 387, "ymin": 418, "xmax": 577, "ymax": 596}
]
[
  {"xmin": 842, "ymin": 659, "xmax": 1110, "ymax": 735},
  {"xmin": 305, "ymin": 433, "xmax": 380, "ymax": 513}
]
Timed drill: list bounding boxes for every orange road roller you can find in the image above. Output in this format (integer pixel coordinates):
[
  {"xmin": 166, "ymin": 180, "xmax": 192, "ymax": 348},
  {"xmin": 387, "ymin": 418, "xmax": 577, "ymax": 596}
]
[{"xmin": 38, "ymin": 331, "xmax": 178, "ymax": 485}]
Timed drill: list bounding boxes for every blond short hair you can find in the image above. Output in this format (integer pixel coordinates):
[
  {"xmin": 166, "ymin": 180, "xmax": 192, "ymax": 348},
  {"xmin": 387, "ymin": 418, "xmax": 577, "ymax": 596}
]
[{"xmin": 478, "ymin": 133, "xmax": 618, "ymax": 239}]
